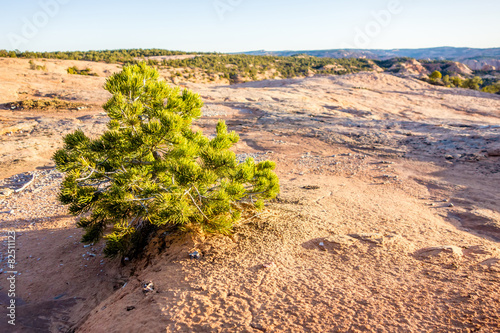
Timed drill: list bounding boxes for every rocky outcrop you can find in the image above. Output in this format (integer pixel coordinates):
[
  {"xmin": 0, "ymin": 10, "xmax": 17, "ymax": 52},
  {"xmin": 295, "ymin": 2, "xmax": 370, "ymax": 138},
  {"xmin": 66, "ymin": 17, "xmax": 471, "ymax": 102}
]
[
  {"xmin": 389, "ymin": 59, "xmax": 428, "ymax": 76},
  {"xmin": 423, "ymin": 61, "xmax": 473, "ymax": 76},
  {"xmin": 487, "ymin": 144, "xmax": 500, "ymax": 156},
  {"xmin": 462, "ymin": 58, "xmax": 500, "ymax": 71}
]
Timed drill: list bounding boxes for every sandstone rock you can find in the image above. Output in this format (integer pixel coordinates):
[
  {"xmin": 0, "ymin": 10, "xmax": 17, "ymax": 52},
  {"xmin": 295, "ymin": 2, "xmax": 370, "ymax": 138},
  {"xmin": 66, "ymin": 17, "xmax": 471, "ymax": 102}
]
[
  {"xmin": 189, "ymin": 251, "xmax": 201, "ymax": 259},
  {"xmin": 462, "ymin": 58, "xmax": 500, "ymax": 71},
  {"xmin": 478, "ymin": 258, "xmax": 500, "ymax": 271},
  {"xmin": 463, "ymin": 244, "xmax": 496, "ymax": 257},
  {"xmin": 349, "ymin": 233, "xmax": 385, "ymax": 245},
  {"xmin": 142, "ymin": 281, "xmax": 155, "ymax": 293},
  {"xmin": 324, "ymin": 234, "xmax": 357, "ymax": 247},
  {"xmin": 415, "ymin": 245, "xmax": 463, "ymax": 259},
  {"xmin": 0, "ymin": 187, "xmax": 14, "ymax": 198},
  {"xmin": 487, "ymin": 145, "xmax": 500, "ymax": 156},
  {"xmin": 389, "ymin": 59, "xmax": 429, "ymax": 76}
]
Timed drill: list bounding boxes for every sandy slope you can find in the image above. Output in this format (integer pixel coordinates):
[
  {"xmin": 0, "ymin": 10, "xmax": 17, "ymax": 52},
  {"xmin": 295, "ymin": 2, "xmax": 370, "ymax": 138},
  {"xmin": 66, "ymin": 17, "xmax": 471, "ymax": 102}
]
[{"xmin": 0, "ymin": 59, "xmax": 500, "ymax": 332}]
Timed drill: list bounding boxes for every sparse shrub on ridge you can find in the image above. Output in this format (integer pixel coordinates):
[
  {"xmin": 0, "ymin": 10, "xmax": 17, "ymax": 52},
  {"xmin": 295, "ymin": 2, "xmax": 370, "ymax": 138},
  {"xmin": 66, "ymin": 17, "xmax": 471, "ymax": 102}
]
[
  {"xmin": 461, "ymin": 76, "xmax": 483, "ymax": 90},
  {"xmin": 8, "ymin": 98, "xmax": 86, "ymax": 111},
  {"xmin": 450, "ymin": 76, "xmax": 463, "ymax": 87},
  {"xmin": 67, "ymin": 66, "xmax": 98, "ymax": 76},
  {"xmin": 423, "ymin": 72, "xmax": 497, "ymax": 94},
  {"xmin": 482, "ymin": 81, "xmax": 500, "ymax": 94},
  {"xmin": 53, "ymin": 63, "xmax": 280, "ymax": 258},
  {"xmin": 29, "ymin": 59, "xmax": 47, "ymax": 71}
]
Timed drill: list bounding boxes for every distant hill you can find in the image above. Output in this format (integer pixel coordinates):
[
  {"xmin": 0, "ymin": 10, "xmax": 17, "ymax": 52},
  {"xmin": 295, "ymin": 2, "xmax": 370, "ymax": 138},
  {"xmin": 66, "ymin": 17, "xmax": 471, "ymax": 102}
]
[{"xmin": 239, "ymin": 47, "xmax": 500, "ymax": 62}]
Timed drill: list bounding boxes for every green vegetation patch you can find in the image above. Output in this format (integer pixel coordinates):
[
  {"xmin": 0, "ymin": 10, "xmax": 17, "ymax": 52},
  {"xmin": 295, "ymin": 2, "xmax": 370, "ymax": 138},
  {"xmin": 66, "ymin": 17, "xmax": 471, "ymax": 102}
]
[
  {"xmin": 422, "ymin": 70, "xmax": 500, "ymax": 94},
  {"xmin": 157, "ymin": 54, "xmax": 374, "ymax": 82},
  {"xmin": 67, "ymin": 66, "xmax": 98, "ymax": 76},
  {"xmin": 0, "ymin": 48, "xmax": 196, "ymax": 63},
  {"xmin": 29, "ymin": 59, "xmax": 47, "ymax": 71},
  {"xmin": 7, "ymin": 98, "xmax": 88, "ymax": 111}
]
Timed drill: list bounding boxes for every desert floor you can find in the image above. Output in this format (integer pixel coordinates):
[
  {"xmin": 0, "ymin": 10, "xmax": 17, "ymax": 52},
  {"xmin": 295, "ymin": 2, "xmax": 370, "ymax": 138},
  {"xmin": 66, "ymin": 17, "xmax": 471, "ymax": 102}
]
[{"xmin": 0, "ymin": 58, "xmax": 500, "ymax": 332}]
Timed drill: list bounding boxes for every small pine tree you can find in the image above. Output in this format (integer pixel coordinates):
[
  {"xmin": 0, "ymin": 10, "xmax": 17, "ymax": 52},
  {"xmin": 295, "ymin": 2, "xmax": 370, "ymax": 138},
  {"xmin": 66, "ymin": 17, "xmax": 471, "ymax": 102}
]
[{"xmin": 54, "ymin": 63, "xmax": 279, "ymax": 258}]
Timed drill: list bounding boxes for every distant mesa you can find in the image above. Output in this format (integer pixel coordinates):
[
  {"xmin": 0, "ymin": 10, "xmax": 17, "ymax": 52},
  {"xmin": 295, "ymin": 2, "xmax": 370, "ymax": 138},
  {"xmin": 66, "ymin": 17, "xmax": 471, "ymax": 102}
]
[
  {"xmin": 239, "ymin": 47, "xmax": 500, "ymax": 69},
  {"xmin": 239, "ymin": 47, "xmax": 500, "ymax": 60}
]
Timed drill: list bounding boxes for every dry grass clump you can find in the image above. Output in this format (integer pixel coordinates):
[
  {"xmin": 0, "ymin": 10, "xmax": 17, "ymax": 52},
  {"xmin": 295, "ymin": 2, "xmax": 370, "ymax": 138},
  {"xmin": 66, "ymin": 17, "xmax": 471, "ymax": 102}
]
[{"xmin": 7, "ymin": 98, "xmax": 88, "ymax": 111}]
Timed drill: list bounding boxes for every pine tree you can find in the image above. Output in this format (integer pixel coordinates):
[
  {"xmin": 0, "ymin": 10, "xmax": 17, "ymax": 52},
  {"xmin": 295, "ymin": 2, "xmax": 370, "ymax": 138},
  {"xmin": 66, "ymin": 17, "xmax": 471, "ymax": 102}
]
[{"xmin": 54, "ymin": 63, "xmax": 279, "ymax": 258}]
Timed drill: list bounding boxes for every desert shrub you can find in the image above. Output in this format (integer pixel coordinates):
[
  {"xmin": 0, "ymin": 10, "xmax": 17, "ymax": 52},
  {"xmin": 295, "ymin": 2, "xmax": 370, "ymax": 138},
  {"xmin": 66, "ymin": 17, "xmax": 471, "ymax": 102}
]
[
  {"xmin": 442, "ymin": 74, "xmax": 452, "ymax": 87},
  {"xmin": 8, "ymin": 98, "xmax": 85, "ymax": 111},
  {"xmin": 67, "ymin": 66, "xmax": 98, "ymax": 76},
  {"xmin": 54, "ymin": 63, "xmax": 280, "ymax": 258},
  {"xmin": 481, "ymin": 80, "xmax": 500, "ymax": 94},
  {"xmin": 429, "ymin": 70, "xmax": 442, "ymax": 80},
  {"xmin": 29, "ymin": 59, "xmax": 47, "ymax": 71},
  {"xmin": 450, "ymin": 76, "xmax": 463, "ymax": 87},
  {"xmin": 66, "ymin": 66, "xmax": 77, "ymax": 74},
  {"xmin": 425, "ymin": 71, "xmax": 444, "ymax": 86},
  {"xmin": 482, "ymin": 85, "xmax": 499, "ymax": 94},
  {"xmin": 461, "ymin": 76, "xmax": 483, "ymax": 90}
]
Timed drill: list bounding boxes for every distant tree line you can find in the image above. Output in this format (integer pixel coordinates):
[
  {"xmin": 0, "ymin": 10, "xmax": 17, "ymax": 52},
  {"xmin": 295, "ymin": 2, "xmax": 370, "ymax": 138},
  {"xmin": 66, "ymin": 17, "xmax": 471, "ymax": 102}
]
[
  {"xmin": 153, "ymin": 54, "xmax": 373, "ymax": 82},
  {"xmin": 0, "ymin": 49, "xmax": 197, "ymax": 63}
]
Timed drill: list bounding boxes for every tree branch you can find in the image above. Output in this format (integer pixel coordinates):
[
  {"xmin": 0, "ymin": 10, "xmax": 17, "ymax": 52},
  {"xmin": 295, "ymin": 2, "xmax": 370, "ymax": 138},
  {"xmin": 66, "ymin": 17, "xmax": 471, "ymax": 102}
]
[
  {"xmin": 76, "ymin": 167, "xmax": 95, "ymax": 181},
  {"xmin": 187, "ymin": 190, "xmax": 209, "ymax": 221}
]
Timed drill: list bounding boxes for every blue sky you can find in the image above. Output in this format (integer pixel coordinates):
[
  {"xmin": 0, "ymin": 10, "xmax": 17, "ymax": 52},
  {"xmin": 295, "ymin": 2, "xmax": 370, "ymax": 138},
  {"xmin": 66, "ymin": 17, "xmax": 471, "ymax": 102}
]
[{"xmin": 0, "ymin": 0, "xmax": 499, "ymax": 52}]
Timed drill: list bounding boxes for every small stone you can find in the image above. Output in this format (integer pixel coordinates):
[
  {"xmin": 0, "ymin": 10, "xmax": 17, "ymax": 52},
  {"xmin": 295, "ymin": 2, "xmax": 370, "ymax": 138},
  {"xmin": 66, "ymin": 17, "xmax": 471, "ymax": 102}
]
[
  {"xmin": 142, "ymin": 281, "xmax": 155, "ymax": 293},
  {"xmin": 189, "ymin": 251, "xmax": 201, "ymax": 259},
  {"xmin": 302, "ymin": 185, "xmax": 320, "ymax": 190},
  {"xmin": 0, "ymin": 188, "xmax": 14, "ymax": 198},
  {"xmin": 126, "ymin": 306, "xmax": 136, "ymax": 311},
  {"xmin": 487, "ymin": 145, "xmax": 500, "ymax": 156},
  {"xmin": 448, "ymin": 203, "xmax": 454, "ymax": 207},
  {"xmin": 350, "ymin": 233, "xmax": 385, "ymax": 245},
  {"xmin": 478, "ymin": 258, "xmax": 500, "ymax": 271},
  {"xmin": 324, "ymin": 234, "xmax": 357, "ymax": 247},
  {"xmin": 445, "ymin": 155, "xmax": 454, "ymax": 160},
  {"xmin": 415, "ymin": 245, "xmax": 463, "ymax": 258},
  {"xmin": 262, "ymin": 262, "xmax": 275, "ymax": 269}
]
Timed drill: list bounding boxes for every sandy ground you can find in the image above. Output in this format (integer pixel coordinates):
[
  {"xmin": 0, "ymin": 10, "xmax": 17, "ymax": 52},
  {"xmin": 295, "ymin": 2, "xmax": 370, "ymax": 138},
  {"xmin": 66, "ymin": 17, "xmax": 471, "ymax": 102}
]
[{"xmin": 0, "ymin": 58, "xmax": 500, "ymax": 332}]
